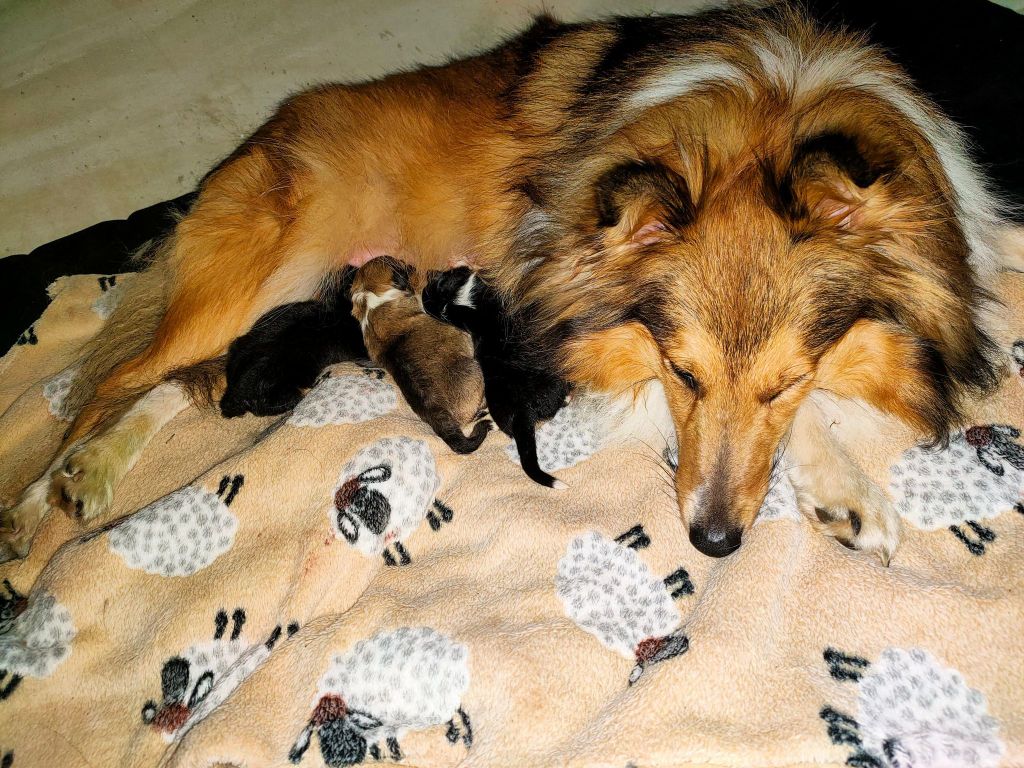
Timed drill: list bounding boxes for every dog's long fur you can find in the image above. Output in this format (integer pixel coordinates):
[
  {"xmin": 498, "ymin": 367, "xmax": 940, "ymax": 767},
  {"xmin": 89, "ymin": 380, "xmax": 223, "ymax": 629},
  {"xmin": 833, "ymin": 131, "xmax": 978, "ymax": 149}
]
[{"xmin": 2, "ymin": 3, "xmax": 1018, "ymax": 562}]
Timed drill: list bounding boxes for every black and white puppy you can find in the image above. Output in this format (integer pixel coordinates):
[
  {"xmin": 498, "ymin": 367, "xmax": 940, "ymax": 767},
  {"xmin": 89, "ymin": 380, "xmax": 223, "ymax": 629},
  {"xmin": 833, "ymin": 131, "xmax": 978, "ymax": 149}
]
[
  {"xmin": 220, "ymin": 268, "xmax": 369, "ymax": 417},
  {"xmin": 422, "ymin": 267, "xmax": 571, "ymax": 488}
]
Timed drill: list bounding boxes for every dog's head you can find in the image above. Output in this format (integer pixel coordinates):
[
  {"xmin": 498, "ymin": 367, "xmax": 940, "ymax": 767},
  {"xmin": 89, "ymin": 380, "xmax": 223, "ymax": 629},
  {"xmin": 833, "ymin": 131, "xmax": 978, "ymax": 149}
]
[{"xmin": 512, "ymin": 17, "xmax": 1002, "ymax": 557}]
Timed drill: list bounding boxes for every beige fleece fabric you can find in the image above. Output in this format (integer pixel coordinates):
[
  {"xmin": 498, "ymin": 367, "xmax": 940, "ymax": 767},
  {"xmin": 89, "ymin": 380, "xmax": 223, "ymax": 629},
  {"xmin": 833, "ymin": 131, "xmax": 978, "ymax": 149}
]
[{"xmin": 0, "ymin": 271, "xmax": 1022, "ymax": 768}]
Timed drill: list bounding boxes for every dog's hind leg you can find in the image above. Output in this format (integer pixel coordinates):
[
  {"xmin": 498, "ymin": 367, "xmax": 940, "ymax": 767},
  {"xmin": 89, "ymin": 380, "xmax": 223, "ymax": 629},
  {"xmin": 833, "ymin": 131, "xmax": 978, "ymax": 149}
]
[
  {"xmin": 0, "ymin": 150, "xmax": 320, "ymax": 558},
  {"xmin": 47, "ymin": 383, "xmax": 190, "ymax": 521},
  {"xmin": 785, "ymin": 395, "xmax": 901, "ymax": 566}
]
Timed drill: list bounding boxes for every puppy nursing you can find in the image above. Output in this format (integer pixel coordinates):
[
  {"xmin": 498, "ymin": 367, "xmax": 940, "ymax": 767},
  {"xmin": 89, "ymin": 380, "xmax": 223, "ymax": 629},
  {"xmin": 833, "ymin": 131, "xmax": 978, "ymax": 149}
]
[
  {"xmin": 422, "ymin": 267, "xmax": 571, "ymax": 489},
  {"xmin": 350, "ymin": 258, "xmax": 492, "ymax": 455}
]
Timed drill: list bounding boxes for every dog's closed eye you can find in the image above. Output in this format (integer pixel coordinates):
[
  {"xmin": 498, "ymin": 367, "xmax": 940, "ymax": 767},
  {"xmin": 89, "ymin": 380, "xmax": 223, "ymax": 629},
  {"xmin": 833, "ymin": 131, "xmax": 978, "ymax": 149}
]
[
  {"xmin": 668, "ymin": 361, "xmax": 700, "ymax": 394},
  {"xmin": 760, "ymin": 374, "xmax": 810, "ymax": 405}
]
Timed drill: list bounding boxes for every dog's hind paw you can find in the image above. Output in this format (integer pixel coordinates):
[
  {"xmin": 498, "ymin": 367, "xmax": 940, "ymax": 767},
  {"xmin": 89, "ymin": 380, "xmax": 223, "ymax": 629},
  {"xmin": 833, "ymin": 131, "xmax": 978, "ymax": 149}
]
[
  {"xmin": 48, "ymin": 439, "xmax": 125, "ymax": 522},
  {"xmin": 0, "ymin": 477, "xmax": 53, "ymax": 562}
]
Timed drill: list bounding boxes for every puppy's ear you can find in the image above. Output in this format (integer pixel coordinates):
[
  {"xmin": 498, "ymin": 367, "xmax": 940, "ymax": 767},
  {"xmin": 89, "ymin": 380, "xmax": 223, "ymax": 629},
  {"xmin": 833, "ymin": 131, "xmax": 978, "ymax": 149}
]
[
  {"xmin": 779, "ymin": 133, "xmax": 895, "ymax": 231},
  {"xmin": 385, "ymin": 258, "xmax": 416, "ymax": 292},
  {"xmin": 593, "ymin": 161, "xmax": 694, "ymax": 246}
]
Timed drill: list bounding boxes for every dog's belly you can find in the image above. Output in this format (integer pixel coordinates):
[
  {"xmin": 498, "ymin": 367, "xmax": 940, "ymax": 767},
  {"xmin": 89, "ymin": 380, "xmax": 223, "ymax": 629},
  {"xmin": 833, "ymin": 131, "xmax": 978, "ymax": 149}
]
[{"xmin": 346, "ymin": 244, "xmax": 398, "ymax": 268}]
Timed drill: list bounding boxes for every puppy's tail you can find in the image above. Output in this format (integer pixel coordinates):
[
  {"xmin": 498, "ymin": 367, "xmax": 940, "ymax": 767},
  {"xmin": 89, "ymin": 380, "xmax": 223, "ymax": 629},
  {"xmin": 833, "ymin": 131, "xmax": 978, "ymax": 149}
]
[
  {"xmin": 434, "ymin": 415, "xmax": 491, "ymax": 455},
  {"xmin": 509, "ymin": 412, "xmax": 565, "ymax": 489}
]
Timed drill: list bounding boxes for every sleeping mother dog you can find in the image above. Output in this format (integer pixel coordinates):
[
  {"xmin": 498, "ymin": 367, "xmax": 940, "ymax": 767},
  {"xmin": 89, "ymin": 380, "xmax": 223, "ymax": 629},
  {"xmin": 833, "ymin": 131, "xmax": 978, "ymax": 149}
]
[{"xmin": 2, "ymin": 3, "xmax": 1022, "ymax": 564}]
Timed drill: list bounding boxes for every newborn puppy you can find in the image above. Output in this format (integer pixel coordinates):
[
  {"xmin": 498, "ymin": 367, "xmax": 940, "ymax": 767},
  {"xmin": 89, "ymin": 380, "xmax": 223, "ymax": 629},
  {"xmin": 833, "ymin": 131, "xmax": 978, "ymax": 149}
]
[
  {"xmin": 220, "ymin": 268, "xmax": 368, "ymax": 417},
  {"xmin": 351, "ymin": 257, "xmax": 491, "ymax": 454},
  {"xmin": 422, "ymin": 267, "xmax": 571, "ymax": 488}
]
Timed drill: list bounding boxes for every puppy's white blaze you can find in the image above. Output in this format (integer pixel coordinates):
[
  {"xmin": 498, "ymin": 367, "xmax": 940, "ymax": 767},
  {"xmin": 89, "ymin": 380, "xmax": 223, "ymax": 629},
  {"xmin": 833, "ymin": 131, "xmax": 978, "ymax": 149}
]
[
  {"xmin": 363, "ymin": 288, "xmax": 405, "ymax": 311},
  {"xmin": 355, "ymin": 287, "xmax": 404, "ymax": 330},
  {"xmin": 453, "ymin": 274, "xmax": 477, "ymax": 308},
  {"xmin": 623, "ymin": 59, "xmax": 746, "ymax": 113}
]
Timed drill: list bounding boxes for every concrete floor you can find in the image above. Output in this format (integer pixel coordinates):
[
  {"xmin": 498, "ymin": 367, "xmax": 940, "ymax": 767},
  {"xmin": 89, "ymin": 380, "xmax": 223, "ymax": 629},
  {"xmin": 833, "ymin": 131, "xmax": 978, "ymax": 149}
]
[
  {"xmin": 0, "ymin": 0, "xmax": 718, "ymax": 258},
  {"xmin": 2, "ymin": 0, "xmax": 1021, "ymax": 258}
]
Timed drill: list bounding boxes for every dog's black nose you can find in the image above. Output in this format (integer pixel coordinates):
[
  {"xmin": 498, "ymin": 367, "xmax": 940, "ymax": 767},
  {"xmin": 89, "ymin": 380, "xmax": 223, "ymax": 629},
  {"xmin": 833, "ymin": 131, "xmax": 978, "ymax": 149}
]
[{"xmin": 689, "ymin": 524, "xmax": 742, "ymax": 558}]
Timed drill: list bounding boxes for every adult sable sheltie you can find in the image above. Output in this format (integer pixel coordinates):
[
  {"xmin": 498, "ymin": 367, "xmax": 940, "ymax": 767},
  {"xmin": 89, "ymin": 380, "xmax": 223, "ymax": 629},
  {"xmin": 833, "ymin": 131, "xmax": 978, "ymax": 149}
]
[{"xmin": 2, "ymin": 3, "xmax": 1020, "ymax": 563}]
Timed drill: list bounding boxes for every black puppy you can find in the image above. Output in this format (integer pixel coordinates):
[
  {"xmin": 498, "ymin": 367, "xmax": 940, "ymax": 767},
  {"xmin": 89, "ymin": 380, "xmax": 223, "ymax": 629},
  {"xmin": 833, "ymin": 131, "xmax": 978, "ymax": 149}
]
[
  {"xmin": 421, "ymin": 267, "xmax": 571, "ymax": 488},
  {"xmin": 220, "ymin": 268, "xmax": 369, "ymax": 417}
]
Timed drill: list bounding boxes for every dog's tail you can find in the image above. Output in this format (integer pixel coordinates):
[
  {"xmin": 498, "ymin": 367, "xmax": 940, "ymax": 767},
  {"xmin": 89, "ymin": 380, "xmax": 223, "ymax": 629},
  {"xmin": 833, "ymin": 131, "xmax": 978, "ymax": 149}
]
[
  {"xmin": 434, "ymin": 415, "xmax": 492, "ymax": 455},
  {"xmin": 509, "ymin": 412, "xmax": 565, "ymax": 489},
  {"xmin": 62, "ymin": 240, "xmax": 172, "ymax": 425}
]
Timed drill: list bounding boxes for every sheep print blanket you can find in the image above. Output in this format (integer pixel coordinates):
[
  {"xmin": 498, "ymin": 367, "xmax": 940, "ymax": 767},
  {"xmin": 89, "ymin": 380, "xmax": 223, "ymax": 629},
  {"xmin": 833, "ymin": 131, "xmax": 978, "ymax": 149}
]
[{"xmin": 0, "ymin": 270, "xmax": 1023, "ymax": 768}]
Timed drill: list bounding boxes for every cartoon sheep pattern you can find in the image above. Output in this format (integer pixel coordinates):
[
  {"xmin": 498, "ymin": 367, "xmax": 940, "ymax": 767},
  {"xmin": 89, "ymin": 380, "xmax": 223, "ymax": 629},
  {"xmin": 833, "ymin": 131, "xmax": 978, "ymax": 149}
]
[
  {"xmin": 109, "ymin": 475, "xmax": 243, "ymax": 577},
  {"xmin": 41, "ymin": 365, "xmax": 80, "ymax": 422},
  {"xmin": 289, "ymin": 627, "xmax": 471, "ymax": 766},
  {"xmin": 505, "ymin": 392, "xmax": 606, "ymax": 473},
  {"xmin": 888, "ymin": 424, "xmax": 1024, "ymax": 554},
  {"xmin": 889, "ymin": 426, "xmax": 1024, "ymax": 531},
  {"xmin": 557, "ymin": 529, "xmax": 691, "ymax": 684},
  {"xmin": 288, "ymin": 372, "xmax": 396, "ymax": 428},
  {"xmin": 142, "ymin": 609, "xmax": 297, "ymax": 739},
  {"xmin": 821, "ymin": 647, "xmax": 1003, "ymax": 768},
  {"xmin": 329, "ymin": 437, "xmax": 440, "ymax": 563},
  {"xmin": 15, "ymin": 325, "xmax": 37, "ymax": 347},
  {"xmin": 0, "ymin": 590, "xmax": 77, "ymax": 701}
]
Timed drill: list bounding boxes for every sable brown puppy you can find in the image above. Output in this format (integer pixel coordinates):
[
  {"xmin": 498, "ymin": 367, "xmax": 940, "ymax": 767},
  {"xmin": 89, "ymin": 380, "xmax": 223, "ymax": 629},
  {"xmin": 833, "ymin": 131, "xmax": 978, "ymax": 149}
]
[
  {"xmin": 422, "ymin": 267, "xmax": 571, "ymax": 488},
  {"xmin": 3, "ymin": 4, "xmax": 1020, "ymax": 563},
  {"xmin": 351, "ymin": 258, "xmax": 491, "ymax": 455}
]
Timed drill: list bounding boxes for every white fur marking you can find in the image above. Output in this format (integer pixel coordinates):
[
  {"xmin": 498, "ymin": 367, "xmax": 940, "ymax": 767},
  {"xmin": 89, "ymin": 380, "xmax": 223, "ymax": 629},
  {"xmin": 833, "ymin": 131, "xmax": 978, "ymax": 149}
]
[
  {"xmin": 624, "ymin": 59, "xmax": 746, "ymax": 113},
  {"xmin": 454, "ymin": 274, "xmax": 477, "ymax": 308}
]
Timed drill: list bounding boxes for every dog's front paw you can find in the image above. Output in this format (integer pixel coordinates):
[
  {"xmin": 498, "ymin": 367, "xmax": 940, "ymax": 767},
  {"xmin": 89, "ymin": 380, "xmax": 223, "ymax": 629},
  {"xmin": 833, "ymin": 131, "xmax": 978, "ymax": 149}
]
[
  {"xmin": 808, "ymin": 482, "xmax": 901, "ymax": 566},
  {"xmin": 47, "ymin": 441, "xmax": 121, "ymax": 522}
]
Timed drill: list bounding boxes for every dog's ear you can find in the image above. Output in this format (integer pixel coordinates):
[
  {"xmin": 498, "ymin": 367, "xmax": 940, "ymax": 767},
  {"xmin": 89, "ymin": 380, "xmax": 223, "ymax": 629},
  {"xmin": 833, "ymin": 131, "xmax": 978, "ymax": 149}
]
[
  {"xmin": 593, "ymin": 161, "xmax": 694, "ymax": 246},
  {"xmin": 778, "ymin": 133, "xmax": 895, "ymax": 232},
  {"xmin": 561, "ymin": 322, "xmax": 662, "ymax": 395}
]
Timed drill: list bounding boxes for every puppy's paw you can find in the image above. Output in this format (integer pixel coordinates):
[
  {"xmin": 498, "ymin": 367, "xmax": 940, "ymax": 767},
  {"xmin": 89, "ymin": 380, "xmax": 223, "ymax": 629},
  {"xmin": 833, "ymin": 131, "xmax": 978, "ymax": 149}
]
[
  {"xmin": 48, "ymin": 441, "xmax": 121, "ymax": 522},
  {"xmin": 809, "ymin": 483, "xmax": 900, "ymax": 566}
]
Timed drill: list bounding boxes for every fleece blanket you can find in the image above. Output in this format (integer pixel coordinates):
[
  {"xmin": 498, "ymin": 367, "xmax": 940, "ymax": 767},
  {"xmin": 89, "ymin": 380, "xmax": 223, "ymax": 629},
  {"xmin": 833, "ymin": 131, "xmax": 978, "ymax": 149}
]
[{"xmin": 0, "ymin": 270, "xmax": 1022, "ymax": 768}]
